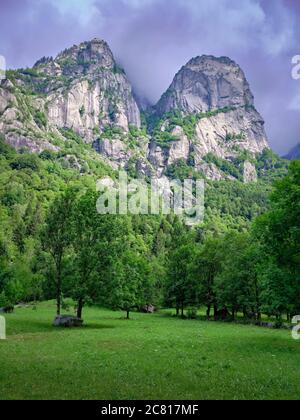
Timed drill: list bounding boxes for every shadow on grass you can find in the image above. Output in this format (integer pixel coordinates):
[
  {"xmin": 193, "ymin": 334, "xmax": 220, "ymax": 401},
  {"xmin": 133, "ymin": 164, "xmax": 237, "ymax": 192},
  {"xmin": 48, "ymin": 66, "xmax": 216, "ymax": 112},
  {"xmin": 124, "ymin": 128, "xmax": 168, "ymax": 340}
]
[
  {"xmin": 81, "ymin": 323, "xmax": 116, "ymax": 330},
  {"xmin": 7, "ymin": 319, "xmax": 116, "ymax": 336}
]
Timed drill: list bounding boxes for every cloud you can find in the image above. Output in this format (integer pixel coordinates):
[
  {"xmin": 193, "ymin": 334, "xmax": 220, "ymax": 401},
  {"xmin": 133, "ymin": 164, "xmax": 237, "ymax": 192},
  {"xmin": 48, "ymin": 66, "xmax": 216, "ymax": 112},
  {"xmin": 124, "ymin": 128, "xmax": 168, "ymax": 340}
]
[
  {"xmin": 0, "ymin": 0, "xmax": 299, "ymax": 154},
  {"xmin": 289, "ymin": 89, "xmax": 300, "ymax": 110}
]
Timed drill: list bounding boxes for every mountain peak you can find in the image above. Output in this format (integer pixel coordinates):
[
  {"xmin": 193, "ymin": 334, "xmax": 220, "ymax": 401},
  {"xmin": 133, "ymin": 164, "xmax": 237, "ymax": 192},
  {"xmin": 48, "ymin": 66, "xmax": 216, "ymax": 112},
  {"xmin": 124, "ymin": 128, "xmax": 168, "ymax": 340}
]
[
  {"xmin": 187, "ymin": 55, "xmax": 236, "ymax": 66},
  {"xmin": 34, "ymin": 38, "xmax": 115, "ymax": 77},
  {"xmin": 1, "ymin": 39, "xmax": 269, "ymax": 181},
  {"xmin": 156, "ymin": 54, "xmax": 254, "ymax": 115}
]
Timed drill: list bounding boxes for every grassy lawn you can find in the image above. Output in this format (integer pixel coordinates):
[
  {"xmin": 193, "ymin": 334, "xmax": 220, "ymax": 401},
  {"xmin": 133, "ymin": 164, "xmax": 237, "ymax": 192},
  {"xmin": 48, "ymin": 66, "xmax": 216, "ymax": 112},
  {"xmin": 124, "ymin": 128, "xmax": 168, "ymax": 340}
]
[{"xmin": 0, "ymin": 302, "xmax": 299, "ymax": 400}]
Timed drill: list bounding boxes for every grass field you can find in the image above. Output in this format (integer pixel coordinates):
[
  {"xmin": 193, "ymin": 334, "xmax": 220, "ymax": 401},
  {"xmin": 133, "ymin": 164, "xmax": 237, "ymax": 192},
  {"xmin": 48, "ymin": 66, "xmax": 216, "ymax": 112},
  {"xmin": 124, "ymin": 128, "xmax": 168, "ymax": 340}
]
[{"xmin": 0, "ymin": 302, "xmax": 299, "ymax": 400}]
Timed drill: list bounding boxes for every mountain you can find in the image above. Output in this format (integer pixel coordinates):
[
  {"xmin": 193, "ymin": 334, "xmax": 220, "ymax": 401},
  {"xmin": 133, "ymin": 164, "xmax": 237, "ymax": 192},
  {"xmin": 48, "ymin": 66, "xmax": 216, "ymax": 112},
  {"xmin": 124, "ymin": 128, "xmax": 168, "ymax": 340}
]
[
  {"xmin": 149, "ymin": 55, "xmax": 269, "ymax": 181},
  {"xmin": 156, "ymin": 55, "xmax": 254, "ymax": 114},
  {"xmin": 285, "ymin": 143, "xmax": 300, "ymax": 160},
  {"xmin": 0, "ymin": 39, "xmax": 274, "ymax": 182},
  {"xmin": 0, "ymin": 38, "xmax": 145, "ymax": 169}
]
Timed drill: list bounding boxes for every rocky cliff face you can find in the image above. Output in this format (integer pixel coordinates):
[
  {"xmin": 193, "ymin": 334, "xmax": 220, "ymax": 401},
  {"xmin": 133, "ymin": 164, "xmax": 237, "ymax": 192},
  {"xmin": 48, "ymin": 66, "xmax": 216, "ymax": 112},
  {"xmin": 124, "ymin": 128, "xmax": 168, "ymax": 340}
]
[
  {"xmin": 149, "ymin": 55, "xmax": 269, "ymax": 181},
  {"xmin": 0, "ymin": 41, "xmax": 270, "ymax": 182},
  {"xmin": 0, "ymin": 39, "xmax": 142, "ymax": 153},
  {"xmin": 156, "ymin": 55, "xmax": 253, "ymax": 115},
  {"xmin": 37, "ymin": 39, "xmax": 141, "ymax": 138}
]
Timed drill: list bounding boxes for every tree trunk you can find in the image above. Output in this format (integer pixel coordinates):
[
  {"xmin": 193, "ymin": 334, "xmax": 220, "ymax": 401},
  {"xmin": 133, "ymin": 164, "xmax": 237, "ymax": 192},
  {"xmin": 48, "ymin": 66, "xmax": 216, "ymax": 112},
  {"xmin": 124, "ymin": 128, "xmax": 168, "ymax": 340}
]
[
  {"xmin": 254, "ymin": 277, "xmax": 261, "ymax": 322},
  {"xmin": 56, "ymin": 264, "xmax": 62, "ymax": 315},
  {"xmin": 77, "ymin": 298, "xmax": 84, "ymax": 319},
  {"xmin": 214, "ymin": 304, "xmax": 218, "ymax": 320},
  {"xmin": 176, "ymin": 306, "xmax": 179, "ymax": 317},
  {"xmin": 126, "ymin": 310, "xmax": 130, "ymax": 319},
  {"xmin": 181, "ymin": 302, "xmax": 184, "ymax": 319},
  {"xmin": 206, "ymin": 304, "xmax": 211, "ymax": 319}
]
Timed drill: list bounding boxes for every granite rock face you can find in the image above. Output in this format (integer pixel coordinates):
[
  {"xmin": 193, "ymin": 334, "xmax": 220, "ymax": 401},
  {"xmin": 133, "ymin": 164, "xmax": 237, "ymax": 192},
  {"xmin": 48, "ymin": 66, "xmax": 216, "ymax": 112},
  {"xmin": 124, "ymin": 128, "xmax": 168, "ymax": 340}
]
[
  {"xmin": 156, "ymin": 55, "xmax": 254, "ymax": 114},
  {"xmin": 149, "ymin": 55, "xmax": 269, "ymax": 181},
  {"xmin": 243, "ymin": 161, "xmax": 258, "ymax": 183},
  {"xmin": 0, "ymin": 39, "xmax": 141, "ymax": 154},
  {"xmin": 36, "ymin": 39, "xmax": 141, "ymax": 138},
  {"xmin": 0, "ymin": 43, "xmax": 269, "ymax": 183}
]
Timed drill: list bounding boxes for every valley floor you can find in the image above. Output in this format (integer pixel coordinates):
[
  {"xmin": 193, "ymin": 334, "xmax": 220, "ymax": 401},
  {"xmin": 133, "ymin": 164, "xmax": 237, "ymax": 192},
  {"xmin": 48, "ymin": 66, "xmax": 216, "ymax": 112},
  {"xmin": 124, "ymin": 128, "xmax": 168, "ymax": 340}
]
[{"xmin": 0, "ymin": 302, "xmax": 299, "ymax": 400}]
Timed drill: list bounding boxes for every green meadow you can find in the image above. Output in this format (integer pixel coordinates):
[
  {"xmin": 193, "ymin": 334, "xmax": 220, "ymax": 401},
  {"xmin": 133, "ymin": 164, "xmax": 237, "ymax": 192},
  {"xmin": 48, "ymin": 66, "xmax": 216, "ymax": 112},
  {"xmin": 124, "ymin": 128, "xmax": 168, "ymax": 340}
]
[{"xmin": 0, "ymin": 302, "xmax": 299, "ymax": 400}]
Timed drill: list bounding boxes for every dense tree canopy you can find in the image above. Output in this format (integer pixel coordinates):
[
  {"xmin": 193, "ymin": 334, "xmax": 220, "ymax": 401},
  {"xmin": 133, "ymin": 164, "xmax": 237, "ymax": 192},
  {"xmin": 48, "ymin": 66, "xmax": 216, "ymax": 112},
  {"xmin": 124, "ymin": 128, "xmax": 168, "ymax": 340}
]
[{"xmin": 0, "ymin": 134, "xmax": 299, "ymax": 325}]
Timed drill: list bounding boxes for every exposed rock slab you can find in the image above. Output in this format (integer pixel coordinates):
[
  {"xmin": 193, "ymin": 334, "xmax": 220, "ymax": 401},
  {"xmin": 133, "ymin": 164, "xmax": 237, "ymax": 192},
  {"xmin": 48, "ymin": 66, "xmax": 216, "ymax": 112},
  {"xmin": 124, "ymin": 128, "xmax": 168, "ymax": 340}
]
[
  {"xmin": 243, "ymin": 161, "xmax": 258, "ymax": 183},
  {"xmin": 156, "ymin": 55, "xmax": 254, "ymax": 115},
  {"xmin": 53, "ymin": 315, "xmax": 83, "ymax": 327}
]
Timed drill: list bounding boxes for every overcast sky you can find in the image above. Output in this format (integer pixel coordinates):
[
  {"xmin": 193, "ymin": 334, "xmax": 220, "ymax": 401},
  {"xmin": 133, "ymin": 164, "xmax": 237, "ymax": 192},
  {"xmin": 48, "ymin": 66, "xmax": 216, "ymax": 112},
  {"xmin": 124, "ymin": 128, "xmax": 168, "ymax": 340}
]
[{"xmin": 0, "ymin": 0, "xmax": 299, "ymax": 154}]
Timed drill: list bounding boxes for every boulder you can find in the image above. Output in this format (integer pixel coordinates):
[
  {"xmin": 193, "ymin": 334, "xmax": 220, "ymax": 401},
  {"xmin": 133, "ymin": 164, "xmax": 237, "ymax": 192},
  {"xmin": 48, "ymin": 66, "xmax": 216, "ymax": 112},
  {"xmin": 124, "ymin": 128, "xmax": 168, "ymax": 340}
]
[
  {"xmin": 243, "ymin": 161, "xmax": 258, "ymax": 183},
  {"xmin": 141, "ymin": 304, "xmax": 156, "ymax": 313},
  {"xmin": 53, "ymin": 315, "xmax": 83, "ymax": 327}
]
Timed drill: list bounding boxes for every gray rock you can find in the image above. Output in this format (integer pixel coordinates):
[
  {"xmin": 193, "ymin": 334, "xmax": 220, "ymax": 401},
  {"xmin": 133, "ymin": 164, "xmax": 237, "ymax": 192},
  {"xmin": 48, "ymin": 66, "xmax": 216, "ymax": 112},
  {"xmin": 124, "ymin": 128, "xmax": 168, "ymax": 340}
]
[
  {"xmin": 93, "ymin": 138, "xmax": 132, "ymax": 167},
  {"xmin": 53, "ymin": 315, "xmax": 83, "ymax": 327},
  {"xmin": 197, "ymin": 162, "xmax": 225, "ymax": 181},
  {"xmin": 0, "ymin": 42, "xmax": 270, "ymax": 182},
  {"xmin": 150, "ymin": 55, "xmax": 269, "ymax": 180},
  {"xmin": 0, "ymin": 38, "xmax": 141, "ymax": 157},
  {"xmin": 141, "ymin": 305, "xmax": 156, "ymax": 313},
  {"xmin": 41, "ymin": 38, "xmax": 141, "ymax": 139},
  {"xmin": 243, "ymin": 161, "xmax": 258, "ymax": 183},
  {"xmin": 156, "ymin": 55, "xmax": 254, "ymax": 115}
]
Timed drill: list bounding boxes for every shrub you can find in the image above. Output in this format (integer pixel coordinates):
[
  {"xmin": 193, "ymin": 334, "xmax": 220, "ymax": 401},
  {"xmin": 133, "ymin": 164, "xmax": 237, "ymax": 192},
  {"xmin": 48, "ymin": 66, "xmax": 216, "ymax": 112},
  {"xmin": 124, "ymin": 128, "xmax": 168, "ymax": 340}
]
[
  {"xmin": 0, "ymin": 136, "xmax": 14, "ymax": 158},
  {"xmin": 102, "ymin": 126, "xmax": 124, "ymax": 139},
  {"xmin": 154, "ymin": 131, "xmax": 180, "ymax": 149},
  {"xmin": 203, "ymin": 153, "xmax": 242, "ymax": 180},
  {"xmin": 20, "ymin": 68, "xmax": 40, "ymax": 77},
  {"xmin": 113, "ymin": 64, "xmax": 125, "ymax": 75},
  {"xmin": 187, "ymin": 307, "xmax": 198, "ymax": 319},
  {"xmin": 166, "ymin": 159, "xmax": 202, "ymax": 181},
  {"xmin": 151, "ymin": 107, "xmax": 237, "ymax": 141},
  {"xmin": 33, "ymin": 110, "xmax": 47, "ymax": 128},
  {"xmin": 225, "ymin": 132, "xmax": 246, "ymax": 142},
  {"xmin": 93, "ymin": 126, "xmax": 101, "ymax": 136},
  {"xmin": 39, "ymin": 150, "xmax": 56, "ymax": 160},
  {"xmin": 79, "ymin": 105, "xmax": 85, "ymax": 118},
  {"xmin": 0, "ymin": 291, "xmax": 11, "ymax": 308},
  {"xmin": 274, "ymin": 319, "xmax": 284, "ymax": 329},
  {"xmin": 60, "ymin": 128, "xmax": 84, "ymax": 144},
  {"xmin": 10, "ymin": 154, "xmax": 41, "ymax": 171}
]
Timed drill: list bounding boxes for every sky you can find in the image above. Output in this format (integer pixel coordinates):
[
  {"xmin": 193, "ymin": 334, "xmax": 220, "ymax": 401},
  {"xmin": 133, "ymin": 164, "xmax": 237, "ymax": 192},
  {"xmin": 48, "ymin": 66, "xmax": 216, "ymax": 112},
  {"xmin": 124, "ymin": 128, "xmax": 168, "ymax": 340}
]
[{"xmin": 0, "ymin": 0, "xmax": 299, "ymax": 155}]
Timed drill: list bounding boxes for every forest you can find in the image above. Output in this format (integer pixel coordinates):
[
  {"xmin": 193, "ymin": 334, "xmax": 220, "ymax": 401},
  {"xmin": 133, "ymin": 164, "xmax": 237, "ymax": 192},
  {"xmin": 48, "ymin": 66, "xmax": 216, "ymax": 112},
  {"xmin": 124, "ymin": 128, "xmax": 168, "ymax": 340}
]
[{"xmin": 0, "ymin": 135, "xmax": 298, "ymax": 326}]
